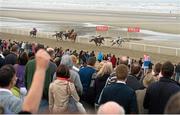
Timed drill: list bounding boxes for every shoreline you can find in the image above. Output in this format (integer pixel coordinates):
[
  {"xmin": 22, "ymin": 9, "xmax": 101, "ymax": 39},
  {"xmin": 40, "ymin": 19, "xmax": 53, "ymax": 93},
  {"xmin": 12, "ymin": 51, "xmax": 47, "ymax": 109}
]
[
  {"xmin": 1, "ymin": 8, "xmax": 180, "ymax": 34},
  {"xmin": 1, "ymin": 7, "xmax": 180, "ymax": 17}
]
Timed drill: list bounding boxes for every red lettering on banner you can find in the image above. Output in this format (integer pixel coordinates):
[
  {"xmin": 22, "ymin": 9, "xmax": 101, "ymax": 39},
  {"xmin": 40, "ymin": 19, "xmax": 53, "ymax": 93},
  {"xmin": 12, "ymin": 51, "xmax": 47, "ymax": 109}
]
[
  {"xmin": 96, "ymin": 26, "xmax": 109, "ymax": 31},
  {"xmin": 128, "ymin": 27, "xmax": 140, "ymax": 32}
]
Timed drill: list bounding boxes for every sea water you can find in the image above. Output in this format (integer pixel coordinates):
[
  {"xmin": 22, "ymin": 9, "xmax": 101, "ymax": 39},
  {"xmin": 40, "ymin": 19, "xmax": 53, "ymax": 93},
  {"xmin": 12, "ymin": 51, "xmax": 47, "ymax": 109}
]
[{"xmin": 0, "ymin": 0, "xmax": 179, "ymax": 14}]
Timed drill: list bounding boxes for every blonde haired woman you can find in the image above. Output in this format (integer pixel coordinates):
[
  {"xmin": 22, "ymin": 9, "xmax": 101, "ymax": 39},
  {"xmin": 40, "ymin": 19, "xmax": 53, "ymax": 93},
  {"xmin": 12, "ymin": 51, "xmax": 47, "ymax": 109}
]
[{"xmin": 93, "ymin": 61, "xmax": 113, "ymax": 103}]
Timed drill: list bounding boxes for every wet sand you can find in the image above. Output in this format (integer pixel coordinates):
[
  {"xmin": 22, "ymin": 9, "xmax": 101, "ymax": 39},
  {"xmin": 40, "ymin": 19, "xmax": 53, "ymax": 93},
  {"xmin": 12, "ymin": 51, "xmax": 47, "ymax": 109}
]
[{"xmin": 1, "ymin": 9, "xmax": 180, "ymax": 34}]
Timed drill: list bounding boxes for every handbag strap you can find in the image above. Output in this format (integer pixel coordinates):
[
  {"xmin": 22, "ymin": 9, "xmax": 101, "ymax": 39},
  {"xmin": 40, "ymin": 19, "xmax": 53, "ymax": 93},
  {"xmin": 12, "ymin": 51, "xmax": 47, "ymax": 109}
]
[{"xmin": 67, "ymin": 81, "xmax": 71, "ymax": 96}]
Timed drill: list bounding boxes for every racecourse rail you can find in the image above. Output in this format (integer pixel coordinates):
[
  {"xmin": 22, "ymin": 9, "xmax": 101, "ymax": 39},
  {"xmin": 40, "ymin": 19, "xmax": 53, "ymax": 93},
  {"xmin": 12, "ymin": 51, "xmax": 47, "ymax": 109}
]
[{"xmin": 0, "ymin": 28, "xmax": 180, "ymax": 57}]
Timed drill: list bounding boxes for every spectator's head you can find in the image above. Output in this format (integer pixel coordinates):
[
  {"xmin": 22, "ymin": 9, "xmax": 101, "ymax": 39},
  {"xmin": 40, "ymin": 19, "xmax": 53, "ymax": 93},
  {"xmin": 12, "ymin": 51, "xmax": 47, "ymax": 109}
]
[
  {"xmin": 46, "ymin": 47, "xmax": 55, "ymax": 60},
  {"xmin": 11, "ymin": 45, "xmax": 18, "ymax": 53},
  {"xmin": 71, "ymin": 55, "xmax": 77, "ymax": 65},
  {"xmin": 2, "ymin": 49, "xmax": 10, "ymax": 57},
  {"xmin": 130, "ymin": 62, "xmax": 141, "ymax": 76},
  {"xmin": 60, "ymin": 55, "xmax": 73, "ymax": 69},
  {"xmin": 97, "ymin": 101, "xmax": 125, "ymax": 114},
  {"xmin": 0, "ymin": 65, "xmax": 16, "ymax": 89},
  {"xmin": 54, "ymin": 57, "xmax": 61, "ymax": 67},
  {"xmin": 56, "ymin": 64, "xmax": 70, "ymax": 79},
  {"xmin": 143, "ymin": 73, "xmax": 157, "ymax": 88},
  {"xmin": 153, "ymin": 63, "xmax": 162, "ymax": 76},
  {"xmin": 120, "ymin": 56, "xmax": 128, "ymax": 66},
  {"xmin": 28, "ymin": 51, "xmax": 35, "ymax": 60},
  {"xmin": 97, "ymin": 61, "xmax": 113, "ymax": 77},
  {"xmin": 96, "ymin": 61, "xmax": 105, "ymax": 72},
  {"xmin": 87, "ymin": 57, "xmax": 96, "ymax": 66},
  {"xmin": 164, "ymin": 92, "xmax": 180, "ymax": 114},
  {"xmin": 35, "ymin": 44, "xmax": 44, "ymax": 53},
  {"xmin": 116, "ymin": 64, "xmax": 129, "ymax": 81},
  {"xmin": 161, "ymin": 61, "xmax": 174, "ymax": 78},
  {"xmin": 18, "ymin": 52, "xmax": 28, "ymax": 65}
]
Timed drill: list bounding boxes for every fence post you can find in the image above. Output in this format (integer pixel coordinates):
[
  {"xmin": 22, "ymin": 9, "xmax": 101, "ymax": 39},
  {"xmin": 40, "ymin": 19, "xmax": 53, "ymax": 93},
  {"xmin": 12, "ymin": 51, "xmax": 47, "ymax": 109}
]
[
  {"xmin": 77, "ymin": 37, "xmax": 79, "ymax": 43},
  {"xmin": 176, "ymin": 48, "xmax": 178, "ymax": 56},
  {"xmin": 129, "ymin": 43, "xmax": 132, "ymax": 49},
  {"xmin": 143, "ymin": 44, "xmax": 146, "ymax": 52},
  {"xmin": 158, "ymin": 46, "xmax": 161, "ymax": 54}
]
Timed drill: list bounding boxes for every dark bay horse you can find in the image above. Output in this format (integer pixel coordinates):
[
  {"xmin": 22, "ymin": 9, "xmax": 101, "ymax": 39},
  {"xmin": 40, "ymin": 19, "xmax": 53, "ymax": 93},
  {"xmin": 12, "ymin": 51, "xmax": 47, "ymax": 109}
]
[
  {"xmin": 89, "ymin": 37, "xmax": 105, "ymax": 46},
  {"xmin": 52, "ymin": 31, "xmax": 64, "ymax": 41},
  {"xmin": 29, "ymin": 28, "xmax": 37, "ymax": 38},
  {"xmin": 64, "ymin": 29, "xmax": 77, "ymax": 42},
  {"xmin": 29, "ymin": 30, "xmax": 37, "ymax": 38}
]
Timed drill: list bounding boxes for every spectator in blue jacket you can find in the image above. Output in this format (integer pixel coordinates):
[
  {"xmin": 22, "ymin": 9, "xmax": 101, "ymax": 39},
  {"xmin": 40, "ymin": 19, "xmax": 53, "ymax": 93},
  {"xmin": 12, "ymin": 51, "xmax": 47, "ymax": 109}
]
[{"xmin": 97, "ymin": 52, "xmax": 103, "ymax": 62}]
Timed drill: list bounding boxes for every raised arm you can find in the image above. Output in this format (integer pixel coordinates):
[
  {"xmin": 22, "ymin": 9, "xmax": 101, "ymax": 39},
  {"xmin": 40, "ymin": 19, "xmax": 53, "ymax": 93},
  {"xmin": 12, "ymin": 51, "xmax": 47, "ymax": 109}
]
[{"xmin": 22, "ymin": 49, "xmax": 50, "ymax": 113}]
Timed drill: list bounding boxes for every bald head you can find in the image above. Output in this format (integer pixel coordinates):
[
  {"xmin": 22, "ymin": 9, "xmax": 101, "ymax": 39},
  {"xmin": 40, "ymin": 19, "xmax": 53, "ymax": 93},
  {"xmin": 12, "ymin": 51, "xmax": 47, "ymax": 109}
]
[
  {"xmin": 97, "ymin": 101, "xmax": 125, "ymax": 114},
  {"xmin": 46, "ymin": 47, "xmax": 55, "ymax": 59},
  {"xmin": 120, "ymin": 56, "xmax": 128, "ymax": 66}
]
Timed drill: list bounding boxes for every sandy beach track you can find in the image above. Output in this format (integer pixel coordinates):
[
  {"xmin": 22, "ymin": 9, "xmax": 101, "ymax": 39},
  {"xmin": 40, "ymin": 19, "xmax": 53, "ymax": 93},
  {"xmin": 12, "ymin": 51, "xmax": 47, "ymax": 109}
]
[{"xmin": 0, "ymin": 32, "xmax": 179, "ymax": 64}]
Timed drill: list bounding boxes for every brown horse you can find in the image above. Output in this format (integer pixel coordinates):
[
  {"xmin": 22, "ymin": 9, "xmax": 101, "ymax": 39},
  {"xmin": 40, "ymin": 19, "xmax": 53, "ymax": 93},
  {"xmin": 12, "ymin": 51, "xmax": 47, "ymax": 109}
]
[
  {"xmin": 89, "ymin": 36, "xmax": 105, "ymax": 46},
  {"xmin": 64, "ymin": 29, "xmax": 77, "ymax": 42}
]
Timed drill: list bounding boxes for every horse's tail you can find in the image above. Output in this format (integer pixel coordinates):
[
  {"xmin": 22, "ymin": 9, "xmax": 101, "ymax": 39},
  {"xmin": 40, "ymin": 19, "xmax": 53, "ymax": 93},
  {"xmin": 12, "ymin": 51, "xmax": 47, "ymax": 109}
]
[
  {"xmin": 29, "ymin": 31, "xmax": 33, "ymax": 36},
  {"xmin": 89, "ymin": 39, "xmax": 94, "ymax": 42}
]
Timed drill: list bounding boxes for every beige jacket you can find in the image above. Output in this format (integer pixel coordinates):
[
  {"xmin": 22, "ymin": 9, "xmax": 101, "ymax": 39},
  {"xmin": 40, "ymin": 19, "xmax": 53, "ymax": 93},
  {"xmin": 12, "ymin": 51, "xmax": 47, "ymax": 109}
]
[
  {"xmin": 136, "ymin": 89, "xmax": 148, "ymax": 114},
  {"xmin": 49, "ymin": 79, "xmax": 79, "ymax": 114}
]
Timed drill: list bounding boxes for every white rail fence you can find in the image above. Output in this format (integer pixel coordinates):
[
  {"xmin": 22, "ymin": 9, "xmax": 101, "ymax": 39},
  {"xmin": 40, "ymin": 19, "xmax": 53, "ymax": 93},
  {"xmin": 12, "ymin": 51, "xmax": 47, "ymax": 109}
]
[{"xmin": 1, "ymin": 28, "xmax": 180, "ymax": 57}]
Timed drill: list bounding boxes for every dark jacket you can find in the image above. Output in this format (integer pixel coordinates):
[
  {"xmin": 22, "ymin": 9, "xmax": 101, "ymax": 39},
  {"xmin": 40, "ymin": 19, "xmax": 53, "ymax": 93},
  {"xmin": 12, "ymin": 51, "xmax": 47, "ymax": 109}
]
[
  {"xmin": 143, "ymin": 77, "xmax": 180, "ymax": 114},
  {"xmin": 4, "ymin": 52, "xmax": 17, "ymax": 65},
  {"xmin": 175, "ymin": 64, "xmax": 180, "ymax": 73},
  {"xmin": 0, "ymin": 57, "xmax": 4, "ymax": 68},
  {"xmin": 100, "ymin": 82, "xmax": 138, "ymax": 114},
  {"xmin": 94, "ymin": 74, "xmax": 109, "ymax": 103},
  {"xmin": 126, "ymin": 75, "xmax": 145, "ymax": 90}
]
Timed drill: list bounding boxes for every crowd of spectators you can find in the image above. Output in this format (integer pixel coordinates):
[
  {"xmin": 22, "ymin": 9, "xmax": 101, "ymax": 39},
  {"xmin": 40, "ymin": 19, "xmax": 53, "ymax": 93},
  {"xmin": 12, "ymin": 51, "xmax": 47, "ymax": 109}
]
[{"xmin": 0, "ymin": 38, "xmax": 180, "ymax": 114}]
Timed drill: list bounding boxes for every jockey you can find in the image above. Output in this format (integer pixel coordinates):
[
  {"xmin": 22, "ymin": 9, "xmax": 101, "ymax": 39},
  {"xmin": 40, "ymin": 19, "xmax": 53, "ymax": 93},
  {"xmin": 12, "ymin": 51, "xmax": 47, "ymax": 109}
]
[
  {"xmin": 70, "ymin": 29, "xmax": 74, "ymax": 33},
  {"xmin": 116, "ymin": 37, "xmax": 122, "ymax": 44},
  {"xmin": 33, "ymin": 28, "xmax": 37, "ymax": 33},
  {"xmin": 97, "ymin": 35, "xmax": 101, "ymax": 39}
]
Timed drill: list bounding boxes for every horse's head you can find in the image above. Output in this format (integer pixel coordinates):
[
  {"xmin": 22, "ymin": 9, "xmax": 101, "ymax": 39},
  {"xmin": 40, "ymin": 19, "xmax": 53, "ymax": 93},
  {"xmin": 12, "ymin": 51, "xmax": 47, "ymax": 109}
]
[{"xmin": 101, "ymin": 37, "xmax": 105, "ymax": 41}]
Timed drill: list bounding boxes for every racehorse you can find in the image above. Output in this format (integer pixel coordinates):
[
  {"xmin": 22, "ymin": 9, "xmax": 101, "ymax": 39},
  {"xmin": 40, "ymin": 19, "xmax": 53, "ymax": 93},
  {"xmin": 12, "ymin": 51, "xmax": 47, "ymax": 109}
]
[
  {"xmin": 89, "ymin": 36, "xmax": 105, "ymax": 46},
  {"xmin": 110, "ymin": 37, "xmax": 125, "ymax": 47},
  {"xmin": 52, "ymin": 31, "xmax": 64, "ymax": 41},
  {"xmin": 64, "ymin": 29, "xmax": 77, "ymax": 42},
  {"xmin": 29, "ymin": 28, "xmax": 37, "ymax": 38}
]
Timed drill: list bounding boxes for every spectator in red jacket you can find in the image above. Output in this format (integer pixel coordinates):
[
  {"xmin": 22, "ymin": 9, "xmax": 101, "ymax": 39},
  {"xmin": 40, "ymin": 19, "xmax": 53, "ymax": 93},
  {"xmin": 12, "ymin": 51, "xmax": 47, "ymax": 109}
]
[{"xmin": 110, "ymin": 55, "xmax": 117, "ymax": 68}]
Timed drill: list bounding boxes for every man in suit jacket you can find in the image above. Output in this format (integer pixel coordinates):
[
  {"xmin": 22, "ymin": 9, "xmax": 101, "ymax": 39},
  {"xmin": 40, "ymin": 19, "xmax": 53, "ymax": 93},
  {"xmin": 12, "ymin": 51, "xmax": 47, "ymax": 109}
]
[
  {"xmin": 99, "ymin": 64, "xmax": 138, "ymax": 114},
  {"xmin": 0, "ymin": 65, "xmax": 22, "ymax": 113},
  {"xmin": 143, "ymin": 61, "xmax": 180, "ymax": 114}
]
